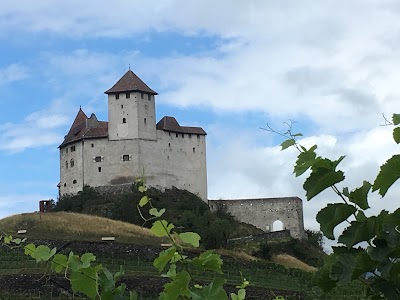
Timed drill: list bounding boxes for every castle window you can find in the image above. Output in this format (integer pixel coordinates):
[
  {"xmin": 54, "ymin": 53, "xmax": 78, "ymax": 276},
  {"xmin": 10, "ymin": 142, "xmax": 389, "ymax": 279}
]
[
  {"xmin": 181, "ymin": 134, "xmax": 184, "ymax": 138},
  {"xmin": 73, "ymin": 179, "xmax": 77, "ymax": 184},
  {"xmin": 176, "ymin": 133, "xmax": 178, "ymax": 138},
  {"xmin": 193, "ymin": 147, "xmax": 195, "ymax": 153},
  {"xmin": 71, "ymin": 146, "xmax": 76, "ymax": 152},
  {"xmin": 148, "ymin": 94, "xmax": 151, "ymax": 100},
  {"xmin": 98, "ymin": 167, "xmax": 102, "ymax": 172},
  {"xmin": 94, "ymin": 156, "xmax": 102, "ymax": 162},
  {"xmin": 91, "ymin": 143, "xmax": 94, "ymax": 148},
  {"xmin": 122, "ymin": 118, "xmax": 126, "ymax": 123},
  {"xmin": 169, "ymin": 132, "xmax": 171, "ymax": 136},
  {"xmin": 116, "ymin": 94, "xmax": 119, "ymax": 100},
  {"xmin": 168, "ymin": 143, "xmax": 171, "ymax": 147},
  {"xmin": 141, "ymin": 93, "xmax": 144, "ymax": 99},
  {"xmin": 126, "ymin": 93, "xmax": 130, "ymax": 99},
  {"xmin": 66, "ymin": 148, "xmax": 68, "ymax": 153},
  {"xmin": 65, "ymin": 161, "xmax": 68, "ymax": 169},
  {"xmin": 64, "ymin": 183, "xmax": 66, "ymax": 187},
  {"xmin": 144, "ymin": 118, "xmax": 147, "ymax": 124},
  {"xmin": 70, "ymin": 159, "xmax": 75, "ymax": 168},
  {"xmin": 121, "ymin": 104, "xmax": 123, "ymax": 109},
  {"xmin": 122, "ymin": 154, "xmax": 131, "ymax": 161},
  {"xmin": 188, "ymin": 134, "xmax": 192, "ymax": 138},
  {"xmin": 197, "ymin": 135, "xmax": 200, "ymax": 139}
]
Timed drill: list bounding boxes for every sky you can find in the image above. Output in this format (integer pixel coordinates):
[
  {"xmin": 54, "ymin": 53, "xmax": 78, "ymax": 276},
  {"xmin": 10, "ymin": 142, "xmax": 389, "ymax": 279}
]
[{"xmin": 1, "ymin": 1, "xmax": 399, "ymax": 248}]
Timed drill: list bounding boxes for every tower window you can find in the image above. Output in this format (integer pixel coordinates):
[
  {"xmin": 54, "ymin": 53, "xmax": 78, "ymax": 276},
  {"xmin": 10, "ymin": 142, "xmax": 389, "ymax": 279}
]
[
  {"xmin": 94, "ymin": 156, "xmax": 102, "ymax": 162},
  {"xmin": 116, "ymin": 94, "xmax": 120, "ymax": 100},
  {"xmin": 168, "ymin": 143, "xmax": 171, "ymax": 147},
  {"xmin": 122, "ymin": 154, "xmax": 130, "ymax": 161},
  {"xmin": 122, "ymin": 118, "xmax": 126, "ymax": 123},
  {"xmin": 126, "ymin": 93, "xmax": 130, "ymax": 99},
  {"xmin": 98, "ymin": 167, "xmax": 102, "ymax": 172},
  {"xmin": 169, "ymin": 132, "xmax": 171, "ymax": 136},
  {"xmin": 181, "ymin": 134, "xmax": 184, "ymax": 138},
  {"xmin": 91, "ymin": 143, "xmax": 94, "ymax": 148},
  {"xmin": 71, "ymin": 146, "xmax": 76, "ymax": 152},
  {"xmin": 197, "ymin": 135, "xmax": 200, "ymax": 139},
  {"xmin": 144, "ymin": 118, "xmax": 147, "ymax": 124},
  {"xmin": 121, "ymin": 104, "xmax": 123, "ymax": 109},
  {"xmin": 189, "ymin": 134, "xmax": 192, "ymax": 138},
  {"xmin": 141, "ymin": 93, "xmax": 144, "ymax": 99},
  {"xmin": 64, "ymin": 183, "xmax": 66, "ymax": 187},
  {"xmin": 176, "ymin": 133, "xmax": 178, "ymax": 138},
  {"xmin": 70, "ymin": 159, "xmax": 75, "ymax": 167},
  {"xmin": 66, "ymin": 148, "xmax": 68, "ymax": 153},
  {"xmin": 148, "ymin": 94, "xmax": 151, "ymax": 100},
  {"xmin": 65, "ymin": 161, "xmax": 68, "ymax": 169},
  {"xmin": 73, "ymin": 180, "xmax": 77, "ymax": 184},
  {"xmin": 193, "ymin": 147, "xmax": 196, "ymax": 153}
]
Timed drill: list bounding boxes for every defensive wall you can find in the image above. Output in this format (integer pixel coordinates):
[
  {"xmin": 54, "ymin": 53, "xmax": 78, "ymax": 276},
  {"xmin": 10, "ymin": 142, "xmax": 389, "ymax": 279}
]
[{"xmin": 209, "ymin": 197, "xmax": 306, "ymax": 239}]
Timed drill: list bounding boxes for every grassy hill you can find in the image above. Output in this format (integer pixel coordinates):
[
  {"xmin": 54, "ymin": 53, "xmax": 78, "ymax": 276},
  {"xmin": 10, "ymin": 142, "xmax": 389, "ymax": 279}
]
[{"xmin": 0, "ymin": 212, "xmax": 161, "ymax": 245}]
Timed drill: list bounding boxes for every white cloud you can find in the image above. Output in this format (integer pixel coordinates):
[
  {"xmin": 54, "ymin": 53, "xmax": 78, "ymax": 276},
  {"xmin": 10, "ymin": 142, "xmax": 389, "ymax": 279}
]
[{"xmin": 0, "ymin": 64, "xmax": 28, "ymax": 85}]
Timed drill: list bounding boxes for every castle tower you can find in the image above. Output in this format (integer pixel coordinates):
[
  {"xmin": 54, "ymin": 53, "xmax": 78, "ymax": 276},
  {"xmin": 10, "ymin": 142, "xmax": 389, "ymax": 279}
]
[{"xmin": 105, "ymin": 70, "xmax": 158, "ymax": 141}]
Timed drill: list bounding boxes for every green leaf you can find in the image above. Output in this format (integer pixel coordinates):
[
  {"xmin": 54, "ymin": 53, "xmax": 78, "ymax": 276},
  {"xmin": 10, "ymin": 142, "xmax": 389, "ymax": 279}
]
[
  {"xmin": 230, "ymin": 289, "xmax": 246, "ymax": 300},
  {"xmin": 151, "ymin": 220, "xmax": 174, "ymax": 237},
  {"xmin": 372, "ymin": 154, "xmax": 400, "ymax": 197},
  {"xmin": 154, "ymin": 246, "xmax": 176, "ymax": 272},
  {"xmin": 179, "ymin": 232, "xmax": 200, "ymax": 248},
  {"xmin": 280, "ymin": 139, "xmax": 295, "ymax": 150},
  {"xmin": 129, "ymin": 290, "xmax": 138, "ymax": 300},
  {"xmin": 33, "ymin": 245, "xmax": 57, "ymax": 262},
  {"xmin": 392, "ymin": 113, "xmax": 400, "ymax": 125},
  {"xmin": 190, "ymin": 277, "xmax": 228, "ymax": 300},
  {"xmin": 81, "ymin": 252, "xmax": 96, "ymax": 268},
  {"xmin": 338, "ymin": 218, "xmax": 378, "ymax": 248},
  {"xmin": 4, "ymin": 235, "xmax": 12, "ymax": 244},
  {"xmin": 330, "ymin": 253, "xmax": 357, "ymax": 285},
  {"xmin": 348, "ymin": 181, "xmax": 371, "ymax": 210},
  {"xmin": 24, "ymin": 243, "xmax": 36, "ymax": 257},
  {"xmin": 100, "ymin": 267, "xmax": 115, "ymax": 292},
  {"xmin": 317, "ymin": 203, "xmax": 357, "ymax": 240},
  {"xmin": 139, "ymin": 196, "xmax": 148, "ymax": 207},
  {"xmin": 165, "ymin": 264, "xmax": 177, "ymax": 279},
  {"xmin": 149, "ymin": 208, "xmax": 166, "ymax": 217},
  {"xmin": 303, "ymin": 158, "xmax": 345, "ymax": 200},
  {"xmin": 70, "ymin": 266, "xmax": 100, "ymax": 299},
  {"xmin": 393, "ymin": 127, "xmax": 400, "ymax": 144},
  {"xmin": 294, "ymin": 145, "xmax": 317, "ymax": 176},
  {"xmin": 160, "ymin": 270, "xmax": 191, "ymax": 300},
  {"xmin": 138, "ymin": 185, "xmax": 147, "ymax": 193},
  {"xmin": 191, "ymin": 250, "xmax": 223, "ymax": 273},
  {"xmin": 51, "ymin": 254, "xmax": 68, "ymax": 273}
]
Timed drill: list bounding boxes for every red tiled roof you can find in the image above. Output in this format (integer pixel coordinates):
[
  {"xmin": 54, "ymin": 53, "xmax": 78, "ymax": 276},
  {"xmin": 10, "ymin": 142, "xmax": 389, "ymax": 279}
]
[
  {"xmin": 156, "ymin": 116, "xmax": 206, "ymax": 135},
  {"xmin": 105, "ymin": 70, "xmax": 157, "ymax": 95},
  {"xmin": 59, "ymin": 109, "xmax": 108, "ymax": 148}
]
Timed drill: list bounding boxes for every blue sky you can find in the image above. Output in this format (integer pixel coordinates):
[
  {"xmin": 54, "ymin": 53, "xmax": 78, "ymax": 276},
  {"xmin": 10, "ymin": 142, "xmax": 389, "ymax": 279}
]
[{"xmin": 1, "ymin": 1, "xmax": 400, "ymax": 245}]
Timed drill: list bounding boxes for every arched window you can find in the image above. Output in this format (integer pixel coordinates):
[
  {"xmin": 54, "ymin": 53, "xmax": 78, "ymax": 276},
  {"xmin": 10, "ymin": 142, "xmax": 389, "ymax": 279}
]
[
  {"xmin": 122, "ymin": 118, "xmax": 126, "ymax": 123},
  {"xmin": 272, "ymin": 220, "xmax": 284, "ymax": 232},
  {"xmin": 73, "ymin": 179, "xmax": 77, "ymax": 184},
  {"xmin": 70, "ymin": 158, "xmax": 75, "ymax": 167}
]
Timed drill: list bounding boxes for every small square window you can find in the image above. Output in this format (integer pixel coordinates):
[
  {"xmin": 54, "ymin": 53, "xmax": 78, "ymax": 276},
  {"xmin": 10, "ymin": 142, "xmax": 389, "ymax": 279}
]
[
  {"xmin": 116, "ymin": 94, "xmax": 120, "ymax": 100},
  {"xmin": 98, "ymin": 167, "xmax": 102, "ymax": 172},
  {"xmin": 95, "ymin": 156, "xmax": 102, "ymax": 162},
  {"xmin": 126, "ymin": 93, "xmax": 130, "ymax": 99},
  {"xmin": 123, "ymin": 154, "xmax": 130, "ymax": 161},
  {"xmin": 71, "ymin": 146, "xmax": 76, "ymax": 152},
  {"xmin": 122, "ymin": 118, "xmax": 126, "ymax": 123},
  {"xmin": 73, "ymin": 179, "xmax": 77, "ymax": 184}
]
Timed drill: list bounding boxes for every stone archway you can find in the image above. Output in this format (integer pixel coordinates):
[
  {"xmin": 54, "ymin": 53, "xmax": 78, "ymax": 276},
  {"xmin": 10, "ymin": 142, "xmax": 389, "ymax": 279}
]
[{"xmin": 272, "ymin": 220, "xmax": 284, "ymax": 231}]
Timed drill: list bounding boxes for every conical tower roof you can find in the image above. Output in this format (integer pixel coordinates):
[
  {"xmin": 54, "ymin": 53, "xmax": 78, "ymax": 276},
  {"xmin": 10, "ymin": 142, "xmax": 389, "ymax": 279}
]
[{"xmin": 105, "ymin": 70, "xmax": 157, "ymax": 95}]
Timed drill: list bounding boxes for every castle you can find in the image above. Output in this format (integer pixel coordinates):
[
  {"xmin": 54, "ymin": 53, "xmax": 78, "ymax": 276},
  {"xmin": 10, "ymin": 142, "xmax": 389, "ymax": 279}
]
[
  {"xmin": 58, "ymin": 70, "xmax": 207, "ymax": 200},
  {"xmin": 58, "ymin": 69, "xmax": 306, "ymax": 239}
]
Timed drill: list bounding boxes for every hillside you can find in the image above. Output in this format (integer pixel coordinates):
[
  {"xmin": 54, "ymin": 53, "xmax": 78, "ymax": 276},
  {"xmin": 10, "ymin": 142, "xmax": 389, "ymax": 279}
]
[{"xmin": 0, "ymin": 212, "xmax": 161, "ymax": 245}]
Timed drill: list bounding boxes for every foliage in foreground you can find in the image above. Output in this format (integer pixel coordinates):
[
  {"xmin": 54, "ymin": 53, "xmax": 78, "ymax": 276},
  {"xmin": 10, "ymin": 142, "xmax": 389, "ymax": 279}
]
[{"xmin": 272, "ymin": 113, "xmax": 400, "ymax": 299}]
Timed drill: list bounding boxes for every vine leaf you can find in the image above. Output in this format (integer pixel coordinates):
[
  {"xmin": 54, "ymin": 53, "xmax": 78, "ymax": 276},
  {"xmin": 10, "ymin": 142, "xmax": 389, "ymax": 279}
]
[
  {"xmin": 159, "ymin": 270, "xmax": 191, "ymax": 300},
  {"xmin": 70, "ymin": 265, "xmax": 101, "ymax": 299},
  {"xmin": 303, "ymin": 157, "xmax": 345, "ymax": 200},
  {"xmin": 231, "ymin": 288, "xmax": 246, "ymax": 300},
  {"xmin": 191, "ymin": 251, "xmax": 223, "ymax": 273},
  {"xmin": 393, "ymin": 127, "xmax": 400, "ymax": 144},
  {"xmin": 317, "ymin": 203, "xmax": 357, "ymax": 239},
  {"xmin": 392, "ymin": 113, "xmax": 400, "ymax": 125},
  {"xmin": 149, "ymin": 208, "xmax": 166, "ymax": 217},
  {"xmin": 347, "ymin": 181, "xmax": 371, "ymax": 210},
  {"xmin": 280, "ymin": 139, "xmax": 295, "ymax": 150},
  {"xmin": 139, "ymin": 196, "xmax": 148, "ymax": 207},
  {"xmin": 372, "ymin": 154, "xmax": 400, "ymax": 197},
  {"xmin": 154, "ymin": 246, "xmax": 177, "ymax": 272},
  {"xmin": 151, "ymin": 220, "xmax": 174, "ymax": 237},
  {"xmin": 293, "ymin": 145, "xmax": 317, "ymax": 176},
  {"xmin": 190, "ymin": 277, "xmax": 228, "ymax": 300},
  {"xmin": 338, "ymin": 218, "xmax": 377, "ymax": 248},
  {"xmin": 179, "ymin": 232, "xmax": 200, "ymax": 248},
  {"xmin": 51, "ymin": 254, "xmax": 68, "ymax": 273}
]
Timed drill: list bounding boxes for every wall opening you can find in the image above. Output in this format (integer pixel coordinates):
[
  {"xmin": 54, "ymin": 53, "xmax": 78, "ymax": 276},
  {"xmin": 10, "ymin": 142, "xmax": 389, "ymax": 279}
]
[{"xmin": 272, "ymin": 220, "xmax": 284, "ymax": 231}]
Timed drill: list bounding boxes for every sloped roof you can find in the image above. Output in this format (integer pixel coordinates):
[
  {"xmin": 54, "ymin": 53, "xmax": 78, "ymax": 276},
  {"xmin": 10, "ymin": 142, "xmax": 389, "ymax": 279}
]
[
  {"xmin": 59, "ymin": 109, "xmax": 108, "ymax": 148},
  {"xmin": 156, "ymin": 116, "xmax": 206, "ymax": 135},
  {"xmin": 105, "ymin": 70, "xmax": 157, "ymax": 95}
]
